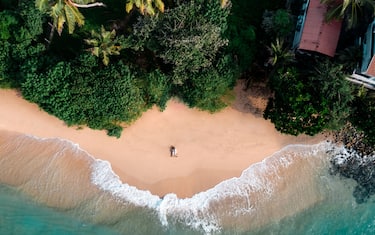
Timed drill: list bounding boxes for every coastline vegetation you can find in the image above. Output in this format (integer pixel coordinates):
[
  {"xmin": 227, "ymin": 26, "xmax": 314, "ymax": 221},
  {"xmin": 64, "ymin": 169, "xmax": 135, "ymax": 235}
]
[{"xmin": 0, "ymin": 0, "xmax": 374, "ymax": 145}]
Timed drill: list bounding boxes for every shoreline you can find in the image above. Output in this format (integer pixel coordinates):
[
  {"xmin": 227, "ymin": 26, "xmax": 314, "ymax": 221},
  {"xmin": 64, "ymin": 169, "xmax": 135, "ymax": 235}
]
[{"xmin": 0, "ymin": 84, "xmax": 325, "ymax": 198}]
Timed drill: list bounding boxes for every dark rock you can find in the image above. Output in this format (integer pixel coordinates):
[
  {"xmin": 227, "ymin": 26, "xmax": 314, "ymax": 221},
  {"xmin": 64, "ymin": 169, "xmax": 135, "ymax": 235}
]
[{"xmin": 329, "ymin": 123, "xmax": 375, "ymax": 203}]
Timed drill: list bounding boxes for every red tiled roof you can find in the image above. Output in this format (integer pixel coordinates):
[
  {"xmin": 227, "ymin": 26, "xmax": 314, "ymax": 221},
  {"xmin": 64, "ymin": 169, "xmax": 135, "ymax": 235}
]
[
  {"xmin": 298, "ymin": 0, "xmax": 342, "ymax": 57},
  {"xmin": 366, "ymin": 55, "xmax": 375, "ymax": 76}
]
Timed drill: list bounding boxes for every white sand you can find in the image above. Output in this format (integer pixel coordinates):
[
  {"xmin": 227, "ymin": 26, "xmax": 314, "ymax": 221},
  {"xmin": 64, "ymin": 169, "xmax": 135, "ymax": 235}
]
[{"xmin": 0, "ymin": 82, "xmax": 324, "ymax": 198}]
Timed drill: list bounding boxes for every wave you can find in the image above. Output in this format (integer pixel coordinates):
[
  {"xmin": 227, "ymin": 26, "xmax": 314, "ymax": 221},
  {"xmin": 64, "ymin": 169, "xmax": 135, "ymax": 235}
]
[
  {"xmin": 91, "ymin": 140, "xmax": 335, "ymax": 234},
  {"xmin": 0, "ymin": 130, "xmax": 336, "ymax": 234}
]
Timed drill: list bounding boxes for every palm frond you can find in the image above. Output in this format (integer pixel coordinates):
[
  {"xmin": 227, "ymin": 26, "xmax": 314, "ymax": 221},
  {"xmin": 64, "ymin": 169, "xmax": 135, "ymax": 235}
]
[
  {"xmin": 56, "ymin": 14, "xmax": 66, "ymax": 35},
  {"xmin": 85, "ymin": 25, "xmax": 123, "ymax": 66},
  {"xmin": 64, "ymin": 4, "xmax": 77, "ymax": 34}
]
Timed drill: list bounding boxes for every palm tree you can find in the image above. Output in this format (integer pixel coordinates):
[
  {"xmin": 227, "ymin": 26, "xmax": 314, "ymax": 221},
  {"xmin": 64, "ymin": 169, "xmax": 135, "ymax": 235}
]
[
  {"xmin": 266, "ymin": 38, "xmax": 295, "ymax": 80},
  {"xmin": 84, "ymin": 26, "xmax": 123, "ymax": 66},
  {"xmin": 311, "ymin": 59, "xmax": 354, "ymax": 130},
  {"xmin": 125, "ymin": 0, "xmax": 164, "ymax": 15},
  {"xmin": 321, "ymin": 0, "xmax": 375, "ymax": 29},
  {"xmin": 35, "ymin": 0, "xmax": 106, "ymax": 35},
  {"xmin": 267, "ymin": 38, "xmax": 295, "ymax": 67}
]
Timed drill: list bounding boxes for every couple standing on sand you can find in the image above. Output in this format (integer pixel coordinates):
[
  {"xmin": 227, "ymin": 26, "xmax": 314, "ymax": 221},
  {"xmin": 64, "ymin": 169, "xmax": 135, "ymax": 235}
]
[{"xmin": 170, "ymin": 146, "xmax": 178, "ymax": 157}]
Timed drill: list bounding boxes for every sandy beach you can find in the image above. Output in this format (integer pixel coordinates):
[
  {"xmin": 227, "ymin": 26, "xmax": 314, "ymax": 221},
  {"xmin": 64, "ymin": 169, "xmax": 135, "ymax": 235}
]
[{"xmin": 0, "ymin": 81, "xmax": 324, "ymax": 198}]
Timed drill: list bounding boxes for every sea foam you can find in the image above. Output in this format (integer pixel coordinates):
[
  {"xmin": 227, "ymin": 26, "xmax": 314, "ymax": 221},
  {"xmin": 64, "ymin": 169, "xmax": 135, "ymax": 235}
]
[
  {"xmin": 2, "ymin": 131, "xmax": 373, "ymax": 234},
  {"xmin": 90, "ymin": 158, "xmax": 222, "ymax": 233},
  {"xmin": 90, "ymin": 141, "xmax": 334, "ymax": 234},
  {"xmin": 91, "ymin": 159, "xmax": 161, "ymax": 208},
  {"xmin": 0, "ymin": 130, "xmax": 332, "ymax": 234}
]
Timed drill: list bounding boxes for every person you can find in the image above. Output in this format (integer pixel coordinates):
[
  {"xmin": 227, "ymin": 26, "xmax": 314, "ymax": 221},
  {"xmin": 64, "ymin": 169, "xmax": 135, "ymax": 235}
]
[{"xmin": 170, "ymin": 146, "xmax": 177, "ymax": 157}]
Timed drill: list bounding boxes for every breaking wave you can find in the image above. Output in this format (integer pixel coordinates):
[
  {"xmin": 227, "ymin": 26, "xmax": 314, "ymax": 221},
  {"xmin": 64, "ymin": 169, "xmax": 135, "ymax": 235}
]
[{"xmin": 0, "ymin": 130, "xmax": 341, "ymax": 234}]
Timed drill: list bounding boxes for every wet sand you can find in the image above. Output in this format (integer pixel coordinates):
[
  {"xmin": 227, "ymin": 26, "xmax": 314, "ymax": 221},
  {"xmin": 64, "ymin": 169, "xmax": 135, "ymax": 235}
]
[{"xmin": 0, "ymin": 82, "xmax": 324, "ymax": 198}]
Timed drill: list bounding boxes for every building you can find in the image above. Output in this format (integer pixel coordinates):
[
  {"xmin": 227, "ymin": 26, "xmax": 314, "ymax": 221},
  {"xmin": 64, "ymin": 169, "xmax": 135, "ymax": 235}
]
[
  {"xmin": 293, "ymin": 0, "xmax": 375, "ymax": 90},
  {"xmin": 347, "ymin": 20, "xmax": 375, "ymax": 90},
  {"xmin": 292, "ymin": 0, "xmax": 342, "ymax": 57}
]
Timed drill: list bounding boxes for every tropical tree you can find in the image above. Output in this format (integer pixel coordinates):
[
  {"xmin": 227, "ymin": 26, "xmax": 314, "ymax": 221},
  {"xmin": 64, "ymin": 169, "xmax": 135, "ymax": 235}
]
[
  {"xmin": 264, "ymin": 59, "xmax": 354, "ymax": 136},
  {"xmin": 321, "ymin": 0, "xmax": 375, "ymax": 29},
  {"xmin": 350, "ymin": 89, "xmax": 375, "ymax": 145},
  {"xmin": 266, "ymin": 37, "xmax": 295, "ymax": 79},
  {"xmin": 35, "ymin": 0, "xmax": 106, "ymax": 35},
  {"xmin": 125, "ymin": 0, "xmax": 165, "ymax": 15},
  {"xmin": 264, "ymin": 66, "xmax": 323, "ymax": 136},
  {"xmin": 262, "ymin": 9, "xmax": 294, "ymax": 38},
  {"xmin": 267, "ymin": 38, "xmax": 294, "ymax": 67},
  {"xmin": 310, "ymin": 59, "xmax": 354, "ymax": 130},
  {"xmin": 132, "ymin": 0, "xmax": 230, "ymax": 84},
  {"xmin": 84, "ymin": 26, "xmax": 123, "ymax": 66},
  {"xmin": 1, "ymin": 0, "xmax": 48, "ymax": 87}
]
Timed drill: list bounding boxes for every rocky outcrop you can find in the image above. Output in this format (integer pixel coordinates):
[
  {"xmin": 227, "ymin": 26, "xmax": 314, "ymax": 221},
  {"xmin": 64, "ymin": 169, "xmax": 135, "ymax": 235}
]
[{"xmin": 329, "ymin": 123, "xmax": 375, "ymax": 203}]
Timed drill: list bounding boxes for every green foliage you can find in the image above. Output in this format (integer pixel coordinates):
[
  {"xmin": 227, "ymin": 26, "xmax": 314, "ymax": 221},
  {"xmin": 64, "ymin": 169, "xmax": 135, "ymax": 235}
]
[
  {"xmin": 225, "ymin": 0, "xmax": 285, "ymax": 71},
  {"xmin": 17, "ymin": 0, "xmax": 46, "ymax": 40},
  {"xmin": 131, "ymin": 0, "xmax": 238, "ymax": 112},
  {"xmin": 264, "ymin": 60, "xmax": 354, "ymax": 136},
  {"xmin": 321, "ymin": 0, "xmax": 375, "ymax": 30},
  {"xmin": 2, "ymin": 0, "xmax": 241, "ymax": 136},
  {"xmin": 35, "ymin": 0, "xmax": 97, "ymax": 35},
  {"xmin": 0, "ymin": 0, "xmax": 47, "ymax": 87},
  {"xmin": 85, "ymin": 25, "xmax": 123, "ymax": 66},
  {"xmin": 262, "ymin": 9, "xmax": 294, "ymax": 38},
  {"xmin": 225, "ymin": 23, "xmax": 256, "ymax": 71},
  {"xmin": 125, "ymin": 0, "xmax": 165, "ymax": 15},
  {"xmin": 264, "ymin": 67, "xmax": 323, "ymax": 136},
  {"xmin": 105, "ymin": 124, "xmax": 123, "ymax": 138},
  {"xmin": 267, "ymin": 38, "xmax": 294, "ymax": 67},
  {"xmin": 140, "ymin": 69, "xmax": 171, "ymax": 110},
  {"xmin": 132, "ymin": 0, "xmax": 230, "ymax": 84},
  {"xmin": 350, "ymin": 93, "xmax": 375, "ymax": 145},
  {"xmin": 21, "ymin": 54, "xmax": 146, "ymax": 137},
  {"xmin": 273, "ymin": 9, "xmax": 293, "ymax": 37},
  {"xmin": 0, "ymin": 11, "xmax": 18, "ymax": 40},
  {"xmin": 0, "ymin": 41, "xmax": 10, "ymax": 86},
  {"xmin": 310, "ymin": 60, "xmax": 354, "ymax": 130},
  {"xmin": 177, "ymin": 55, "xmax": 238, "ymax": 112}
]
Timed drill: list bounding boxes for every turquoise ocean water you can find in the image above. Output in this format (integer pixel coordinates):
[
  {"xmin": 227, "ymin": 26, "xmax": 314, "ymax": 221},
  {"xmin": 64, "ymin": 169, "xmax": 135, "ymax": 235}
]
[{"xmin": 0, "ymin": 130, "xmax": 374, "ymax": 235}]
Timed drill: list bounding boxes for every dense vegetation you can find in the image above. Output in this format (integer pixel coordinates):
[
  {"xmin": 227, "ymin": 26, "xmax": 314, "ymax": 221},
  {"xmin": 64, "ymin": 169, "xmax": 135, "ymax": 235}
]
[
  {"xmin": 0, "ymin": 0, "xmax": 240, "ymax": 137},
  {"xmin": 264, "ymin": 58, "xmax": 354, "ymax": 136},
  {"xmin": 1, "ymin": 0, "xmax": 375, "ymax": 143}
]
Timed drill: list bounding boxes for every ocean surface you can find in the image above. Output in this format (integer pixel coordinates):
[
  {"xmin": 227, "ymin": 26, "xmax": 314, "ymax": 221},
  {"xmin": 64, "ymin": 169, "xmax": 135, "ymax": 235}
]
[{"xmin": 0, "ymin": 130, "xmax": 374, "ymax": 235}]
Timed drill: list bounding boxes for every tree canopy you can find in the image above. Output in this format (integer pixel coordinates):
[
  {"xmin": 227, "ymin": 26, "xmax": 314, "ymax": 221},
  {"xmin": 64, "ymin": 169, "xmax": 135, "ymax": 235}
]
[{"xmin": 264, "ymin": 59, "xmax": 354, "ymax": 136}]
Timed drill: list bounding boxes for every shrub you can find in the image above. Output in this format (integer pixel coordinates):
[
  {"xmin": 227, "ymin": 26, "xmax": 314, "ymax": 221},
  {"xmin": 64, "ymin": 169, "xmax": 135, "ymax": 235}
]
[
  {"xmin": 106, "ymin": 124, "xmax": 123, "ymax": 139},
  {"xmin": 177, "ymin": 55, "xmax": 238, "ymax": 112},
  {"xmin": 264, "ymin": 60, "xmax": 354, "ymax": 136},
  {"xmin": 140, "ymin": 69, "xmax": 171, "ymax": 111},
  {"xmin": 264, "ymin": 67, "xmax": 324, "ymax": 136},
  {"xmin": 350, "ymin": 93, "xmax": 375, "ymax": 145},
  {"xmin": 21, "ymin": 54, "xmax": 146, "ymax": 137},
  {"xmin": 262, "ymin": 9, "xmax": 294, "ymax": 39},
  {"xmin": 0, "ymin": 0, "xmax": 47, "ymax": 87}
]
